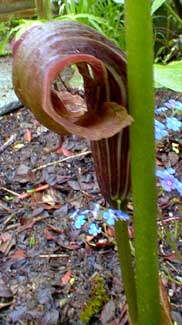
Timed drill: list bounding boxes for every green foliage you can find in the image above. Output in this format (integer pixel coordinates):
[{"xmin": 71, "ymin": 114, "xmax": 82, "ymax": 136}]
[
  {"xmin": 152, "ymin": 1, "xmax": 182, "ymax": 63},
  {"xmin": 151, "ymin": 0, "xmax": 166, "ymax": 15},
  {"xmin": 80, "ymin": 275, "xmax": 108, "ymax": 323},
  {"xmin": 1, "ymin": 0, "xmax": 182, "ymax": 63},
  {"xmin": 0, "ymin": 19, "xmax": 42, "ymax": 56},
  {"xmin": 154, "ymin": 60, "xmax": 182, "ymax": 91},
  {"xmin": 55, "ymin": 0, "xmax": 125, "ymax": 48}
]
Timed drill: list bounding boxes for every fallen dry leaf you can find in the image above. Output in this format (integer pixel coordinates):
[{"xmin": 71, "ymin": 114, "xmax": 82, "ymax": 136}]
[
  {"xmin": 47, "ymin": 224, "xmax": 62, "ymax": 234},
  {"xmin": 59, "ymin": 147, "xmax": 74, "ymax": 157},
  {"xmin": 61, "ymin": 270, "xmax": 72, "ymax": 286},
  {"xmin": 24, "ymin": 128, "xmax": 32, "ymax": 142},
  {"xmin": 10, "ymin": 249, "xmax": 27, "ymax": 260}
]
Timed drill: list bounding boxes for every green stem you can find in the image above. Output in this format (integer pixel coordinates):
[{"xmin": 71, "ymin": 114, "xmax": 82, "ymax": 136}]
[
  {"xmin": 35, "ymin": 0, "xmax": 51, "ymax": 20},
  {"xmin": 165, "ymin": 2, "xmax": 182, "ymax": 25},
  {"xmin": 125, "ymin": 1, "xmax": 161, "ymax": 325},
  {"xmin": 115, "ymin": 219, "xmax": 137, "ymax": 324}
]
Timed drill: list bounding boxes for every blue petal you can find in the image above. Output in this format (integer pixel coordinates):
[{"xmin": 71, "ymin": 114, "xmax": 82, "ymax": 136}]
[
  {"xmin": 155, "ymin": 128, "xmax": 168, "ymax": 140},
  {"xmin": 166, "ymin": 168, "xmax": 175, "ymax": 175},
  {"xmin": 156, "ymin": 168, "xmax": 175, "ymax": 180},
  {"xmin": 155, "ymin": 120, "xmax": 166, "ymax": 129},
  {"xmin": 155, "ymin": 106, "xmax": 168, "ymax": 115},
  {"xmin": 175, "ymin": 101, "xmax": 182, "ymax": 112},
  {"xmin": 88, "ymin": 223, "xmax": 102, "ymax": 236},
  {"xmin": 156, "ymin": 170, "xmax": 166, "ymax": 179},
  {"xmin": 115, "ymin": 210, "xmax": 130, "ymax": 221},
  {"xmin": 75, "ymin": 215, "xmax": 86, "ymax": 229},
  {"xmin": 164, "ymin": 99, "xmax": 176, "ymax": 108},
  {"xmin": 174, "ymin": 179, "xmax": 182, "ymax": 196},
  {"xmin": 166, "ymin": 117, "xmax": 181, "ymax": 131}
]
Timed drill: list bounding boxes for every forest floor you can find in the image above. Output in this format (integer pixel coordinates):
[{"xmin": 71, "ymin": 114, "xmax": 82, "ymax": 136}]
[{"xmin": 0, "ymin": 56, "xmax": 182, "ymax": 325}]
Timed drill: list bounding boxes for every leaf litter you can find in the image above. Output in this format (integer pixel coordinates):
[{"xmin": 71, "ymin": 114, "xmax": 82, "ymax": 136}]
[{"xmin": 0, "ymin": 84, "xmax": 182, "ymax": 324}]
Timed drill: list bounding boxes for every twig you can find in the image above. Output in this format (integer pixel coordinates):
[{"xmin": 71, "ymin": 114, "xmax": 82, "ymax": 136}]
[
  {"xmin": 158, "ymin": 216, "xmax": 182, "ymax": 224},
  {"xmin": 0, "ymin": 187, "xmax": 19, "ymax": 196},
  {"xmin": 39, "ymin": 254, "xmax": 69, "ymax": 258},
  {"xmin": 17, "ymin": 215, "xmax": 49, "ymax": 233},
  {"xmin": 3, "ymin": 212, "xmax": 17, "ymax": 226},
  {"xmin": 1, "ymin": 184, "xmax": 50, "ymax": 200},
  {"xmin": 5, "ymin": 215, "xmax": 48, "ymax": 231},
  {"xmin": 4, "ymin": 223, "xmax": 21, "ymax": 231},
  {"xmin": 17, "ymin": 183, "xmax": 49, "ymax": 199},
  {"xmin": 0, "ymin": 134, "xmax": 17, "ymax": 153},
  {"xmin": 32, "ymin": 150, "xmax": 91, "ymax": 172}
]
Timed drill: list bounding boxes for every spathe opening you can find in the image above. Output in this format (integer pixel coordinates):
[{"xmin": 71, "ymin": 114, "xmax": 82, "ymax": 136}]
[{"xmin": 51, "ymin": 64, "xmax": 88, "ymax": 118}]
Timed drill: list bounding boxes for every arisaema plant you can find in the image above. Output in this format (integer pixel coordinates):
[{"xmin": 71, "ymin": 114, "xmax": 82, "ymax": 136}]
[{"xmin": 12, "ymin": 10, "xmax": 172, "ymax": 324}]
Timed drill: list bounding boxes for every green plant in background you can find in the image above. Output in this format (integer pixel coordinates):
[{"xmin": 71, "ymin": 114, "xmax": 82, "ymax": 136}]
[
  {"xmin": 152, "ymin": 0, "xmax": 182, "ymax": 63},
  {"xmin": 55, "ymin": 0, "xmax": 125, "ymax": 48},
  {"xmin": 0, "ymin": 19, "xmax": 42, "ymax": 56},
  {"xmin": 1, "ymin": 0, "xmax": 182, "ymax": 92}
]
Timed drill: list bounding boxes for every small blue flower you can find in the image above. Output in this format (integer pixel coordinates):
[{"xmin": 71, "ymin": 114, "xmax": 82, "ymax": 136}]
[
  {"xmin": 166, "ymin": 117, "xmax": 181, "ymax": 131},
  {"xmin": 155, "ymin": 120, "xmax": 168, "ymax": 140},
  {"xmin": 88, "ymin": 223, "xmax": 102, "ymax": 236},
  {"xmin": 163, "ymin": 99, "xmax": 177, "ymax": 109},
  {"xmin": 160, "ymin": 175, "xmax": 177, "ymax": 192},
  {"xmin": 103, "ymin": 209, "xmax": 129, "ymax": 225},
  {"xmin": 156, "ymin": 168, "xmax": 179, "ymax": 192},
  {"xmin": 174, "ymin": 179, "xmax": 182, "ymax": 196},
  {"xmin": 155, "ymin": 106, "xmax": 168, "ymax": 115},
  {"xmin": 103, "ymin": 209, "xmax": 116, "ymax": 226},
  {"xmin": 75, "ymin": 214, "xmax": 86, "ymax": 229},
  {"xmin": 157, "ymin": 99, "xmax": 182, "ymax": 113}
]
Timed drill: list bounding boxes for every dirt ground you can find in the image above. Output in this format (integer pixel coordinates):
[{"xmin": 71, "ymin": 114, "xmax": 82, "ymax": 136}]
[{"xmin": 0, "ymin": 57, "xmax": 182, "ymax": 324}]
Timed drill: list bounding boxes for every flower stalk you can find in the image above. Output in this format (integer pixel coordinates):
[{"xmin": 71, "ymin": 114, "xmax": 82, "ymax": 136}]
[
  {"xmin": 125, "ymin": 1, "xmax": 161, "ymax": 324},
  {"xmin": 115, "ymin": 219, "xmax": 137, "ymax": 323}
]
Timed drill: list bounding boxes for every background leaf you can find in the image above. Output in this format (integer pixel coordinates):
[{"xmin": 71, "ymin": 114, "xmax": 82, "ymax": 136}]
[
  {"xmin": 154, "ymin": 61, "xmax": 182, "ymax": 91},
  {"xmin": 151, "ymin": 0, "xmax": 166, "ymax": 15}
]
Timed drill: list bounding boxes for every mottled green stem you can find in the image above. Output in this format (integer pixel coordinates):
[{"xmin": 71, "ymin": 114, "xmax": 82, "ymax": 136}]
[
  {"xmin": 125, "ymin": 1, "xmax": 161, "ymax": 324},
  {"xmin": 115, "ymin": 217, "xmax": 137, "ymax": 324}
]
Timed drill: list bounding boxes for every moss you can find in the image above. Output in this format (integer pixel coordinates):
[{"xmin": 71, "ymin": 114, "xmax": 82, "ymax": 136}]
[{"xmin": 80, "ymin": 275, "xmax": 108, "ymax": 324}]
